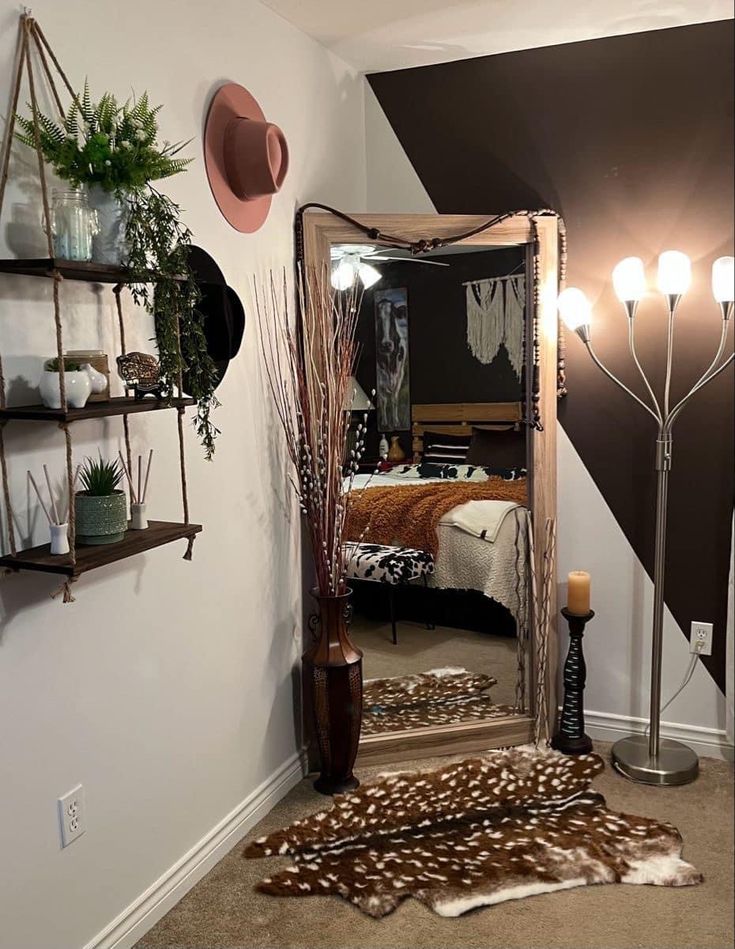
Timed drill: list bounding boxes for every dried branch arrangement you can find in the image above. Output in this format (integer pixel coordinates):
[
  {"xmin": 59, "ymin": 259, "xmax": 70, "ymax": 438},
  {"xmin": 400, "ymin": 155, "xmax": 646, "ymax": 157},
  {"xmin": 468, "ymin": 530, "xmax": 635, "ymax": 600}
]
[{"xmin": 255, "ymin": 269, "xmax": 367, "ymax": 596}]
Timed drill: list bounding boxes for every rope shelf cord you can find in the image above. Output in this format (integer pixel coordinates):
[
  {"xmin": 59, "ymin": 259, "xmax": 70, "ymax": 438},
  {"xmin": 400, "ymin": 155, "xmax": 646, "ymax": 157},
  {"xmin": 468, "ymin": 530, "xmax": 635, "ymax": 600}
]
[{"xmin": 0, "ymin": 14, "xmax": 195, "ymax": 599}]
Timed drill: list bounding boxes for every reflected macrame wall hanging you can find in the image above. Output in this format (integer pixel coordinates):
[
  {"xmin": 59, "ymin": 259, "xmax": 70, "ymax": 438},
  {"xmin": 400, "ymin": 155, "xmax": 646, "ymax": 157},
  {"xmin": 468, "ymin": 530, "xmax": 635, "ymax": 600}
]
[{"xmin": 465, "ymin": 274, "xmax": 525, "ymax": 378}]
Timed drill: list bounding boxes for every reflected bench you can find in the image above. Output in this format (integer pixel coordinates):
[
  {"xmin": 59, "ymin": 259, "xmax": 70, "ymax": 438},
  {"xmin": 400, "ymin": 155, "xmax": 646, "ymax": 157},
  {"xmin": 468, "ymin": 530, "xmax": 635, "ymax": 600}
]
[{"xmin": 342, "ymin": 542, "xmax": 435, "ymax": 645}]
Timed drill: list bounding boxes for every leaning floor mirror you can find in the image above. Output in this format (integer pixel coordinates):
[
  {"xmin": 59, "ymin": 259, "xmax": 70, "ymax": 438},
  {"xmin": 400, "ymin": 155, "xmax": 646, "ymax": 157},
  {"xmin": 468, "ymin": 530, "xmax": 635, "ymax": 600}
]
[{"xmin": 298, "ymin": 209, "xmax": 560, "ymax": 767}]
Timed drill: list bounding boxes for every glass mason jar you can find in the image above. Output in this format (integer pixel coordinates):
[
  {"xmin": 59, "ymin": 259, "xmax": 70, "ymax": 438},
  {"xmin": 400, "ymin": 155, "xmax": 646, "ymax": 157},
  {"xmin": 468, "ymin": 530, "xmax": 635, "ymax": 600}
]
[{"xmin": 49, "ymin": 190, "xmax": 98, "ymax": 262}]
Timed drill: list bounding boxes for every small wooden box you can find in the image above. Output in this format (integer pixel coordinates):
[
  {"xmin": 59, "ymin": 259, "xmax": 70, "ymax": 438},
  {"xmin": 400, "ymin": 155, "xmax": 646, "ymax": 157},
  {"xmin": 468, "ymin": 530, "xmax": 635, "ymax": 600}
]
[{"xmin": 65, "ymin": 350, "xmax": 110, "ymax": 401}]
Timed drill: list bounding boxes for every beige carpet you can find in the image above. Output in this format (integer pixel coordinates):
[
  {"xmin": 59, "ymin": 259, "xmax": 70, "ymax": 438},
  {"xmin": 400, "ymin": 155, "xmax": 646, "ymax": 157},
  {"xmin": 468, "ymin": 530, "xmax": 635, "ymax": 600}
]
[
  {"xmin": 135, "ymin": 744, "xmax": 734, "ymax": 949},
  {"xmin": 351, "ymin": 615, "xmax": 519, "ymax": 706}
]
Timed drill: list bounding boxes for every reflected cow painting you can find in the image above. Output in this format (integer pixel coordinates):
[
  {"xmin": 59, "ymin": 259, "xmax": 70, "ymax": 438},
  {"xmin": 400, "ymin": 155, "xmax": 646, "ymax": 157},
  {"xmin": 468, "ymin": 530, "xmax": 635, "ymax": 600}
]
[{"xmin": 374, "ymin": 287, "xmax": 410, "ymax": 431}]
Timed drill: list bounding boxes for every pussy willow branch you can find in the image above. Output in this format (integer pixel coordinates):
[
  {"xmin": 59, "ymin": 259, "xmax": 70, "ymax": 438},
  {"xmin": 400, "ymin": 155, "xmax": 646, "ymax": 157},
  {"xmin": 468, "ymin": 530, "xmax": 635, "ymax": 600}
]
[{"xmin": 256, "ymin": 267, "xmax": 363, "ymax": 595}]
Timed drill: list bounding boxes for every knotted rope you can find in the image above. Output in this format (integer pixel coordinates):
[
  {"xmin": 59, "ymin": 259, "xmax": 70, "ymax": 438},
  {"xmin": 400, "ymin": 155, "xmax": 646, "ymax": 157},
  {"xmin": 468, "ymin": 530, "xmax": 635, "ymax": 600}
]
[
  {"xmin": 51, "ymin": 576, "xmax": 77, "ymax": 603},
  {"xmin": 557, "ymin": 218, "xmax": 568, "ymax": 398},
  {"xmin": 25, "ymin": 22, "xmax": 77, "ymax": 574},
  {"xmin": 113, "ymin": 284, "xmax": 134, "ymax": 509},
  {"xmin": 0, "ymin": 16, "xmax": 77, "ymax": 578},
  {"xmin": 174, "ymin": 319, "xmax": 194, "ymax": 560},
  {"xmin": 0, "ymin": 20, "xmax": 28, "ymax": 558}
]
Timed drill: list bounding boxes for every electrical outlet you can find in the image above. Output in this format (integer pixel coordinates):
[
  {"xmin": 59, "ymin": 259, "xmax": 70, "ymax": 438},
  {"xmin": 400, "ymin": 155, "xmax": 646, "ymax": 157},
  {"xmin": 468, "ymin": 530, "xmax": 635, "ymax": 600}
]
[
  {"xmin": 58, "ymin": 784, "xmax": 86, "ymax": 848},
  {"xmin": 690, "ymin": 621, "xmax": 713, "ymax": 657}
]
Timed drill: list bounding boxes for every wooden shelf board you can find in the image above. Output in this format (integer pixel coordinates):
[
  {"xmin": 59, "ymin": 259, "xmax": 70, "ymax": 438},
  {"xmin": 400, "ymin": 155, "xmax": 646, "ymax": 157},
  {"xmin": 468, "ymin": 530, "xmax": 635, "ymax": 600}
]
[
  {"xmin": 0, "ymin": 520, "xmax": 202, "ymax": 578},
  {"xmin": 0, "ymin": 257, "xmax": 175, "ymax": 284},
  {"xmin": 0, "ymin": 396, "xmax": 195, "ymax": 422}
]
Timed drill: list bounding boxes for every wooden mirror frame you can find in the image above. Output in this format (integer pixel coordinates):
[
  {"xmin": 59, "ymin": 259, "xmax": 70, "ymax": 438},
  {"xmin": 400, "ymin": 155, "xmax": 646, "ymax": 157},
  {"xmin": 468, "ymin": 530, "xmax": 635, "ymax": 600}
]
[{"xmin": 298, "ymin": 209, "xmax": 559, "ymax": 765}]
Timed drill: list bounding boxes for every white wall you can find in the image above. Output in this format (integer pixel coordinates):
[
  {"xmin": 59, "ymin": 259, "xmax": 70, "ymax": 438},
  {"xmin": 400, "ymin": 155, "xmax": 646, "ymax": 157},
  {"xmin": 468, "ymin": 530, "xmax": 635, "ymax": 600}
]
[
  {"xmin": 364, "ymin": 87, "xmax": 434, "ymax": 214},
  {"xmin": 263, "ymin": 0, "xmax": 735, "ymax": 72},
  {"xmin": 0, "ymin": 2, "xmax": 366, "ymax": 947}
]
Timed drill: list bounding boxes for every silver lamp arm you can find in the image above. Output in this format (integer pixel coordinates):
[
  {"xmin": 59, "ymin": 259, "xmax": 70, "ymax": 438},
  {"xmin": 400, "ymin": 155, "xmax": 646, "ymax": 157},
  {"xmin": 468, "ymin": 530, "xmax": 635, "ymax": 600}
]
[
  {"xmin": 628, "ymin": 319, "xmax": 663, "ymax": 424},
  {"xmin": 663, "ymin": 310, "xmax": 676, "ymax": 417},
  {"xmin": 665, "ymin": 320, "xmax": 733, "ymax": 433},
  {"xmin": 585, "ymin": 339, "xmax": 661, "ymax": 424},
  {"xmin": 665, "ymin": 350, "xmax": 734, "ymax": 433}
]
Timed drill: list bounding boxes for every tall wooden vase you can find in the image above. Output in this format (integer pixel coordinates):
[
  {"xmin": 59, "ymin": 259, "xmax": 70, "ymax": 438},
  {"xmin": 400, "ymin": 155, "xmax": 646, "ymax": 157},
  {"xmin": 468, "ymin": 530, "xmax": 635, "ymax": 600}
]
[{"xmin": 304, "ymin": 589, "xmax": 363, "ymax": 795}]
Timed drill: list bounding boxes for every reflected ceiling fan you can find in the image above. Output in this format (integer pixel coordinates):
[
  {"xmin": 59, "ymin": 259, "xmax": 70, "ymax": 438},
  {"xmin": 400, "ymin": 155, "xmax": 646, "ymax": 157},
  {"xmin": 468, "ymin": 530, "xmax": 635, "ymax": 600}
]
[{"xmin": 330, "ymin": 243, "xmax": 449, "ymax": 290}]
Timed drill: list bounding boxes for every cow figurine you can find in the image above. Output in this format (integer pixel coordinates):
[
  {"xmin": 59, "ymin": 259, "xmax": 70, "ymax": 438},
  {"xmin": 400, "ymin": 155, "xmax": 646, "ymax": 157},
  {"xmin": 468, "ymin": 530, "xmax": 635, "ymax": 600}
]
[{"xmin": 116, "ymin": 352, "xmax": 167, "ymax": 400}]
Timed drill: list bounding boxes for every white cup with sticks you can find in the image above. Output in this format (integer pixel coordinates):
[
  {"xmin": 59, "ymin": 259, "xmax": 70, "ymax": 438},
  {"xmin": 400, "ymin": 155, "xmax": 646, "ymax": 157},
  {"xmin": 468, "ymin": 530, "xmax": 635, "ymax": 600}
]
[
  {"xmin": 118, "ymin": 449, "xmax": 153, "ymax": 530},
  {"xmin": 29, "ymin": 463, "xmax": 80, "ymax": 556}
]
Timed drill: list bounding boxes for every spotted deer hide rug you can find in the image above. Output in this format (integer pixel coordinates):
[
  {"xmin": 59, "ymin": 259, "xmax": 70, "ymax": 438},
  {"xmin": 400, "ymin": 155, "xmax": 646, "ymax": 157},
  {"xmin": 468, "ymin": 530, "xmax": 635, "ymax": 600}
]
[
  {"xmin": 363, "ymin": 668, "xmax": 497, "ymax": 710},
  {"xmin": 362, "ymin": 667, "xmax": 515, "ymax": 734},
  {"xmin": 245, "ymin": 749, "xmax": 701, "ymax": 918}
]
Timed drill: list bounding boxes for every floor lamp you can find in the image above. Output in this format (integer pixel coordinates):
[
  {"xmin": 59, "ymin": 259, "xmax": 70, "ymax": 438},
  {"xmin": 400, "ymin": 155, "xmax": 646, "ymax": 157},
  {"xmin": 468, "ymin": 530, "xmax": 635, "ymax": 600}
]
[{"xmin": 558, "ymin": 252, "xmax": 734, "ymax": 786}]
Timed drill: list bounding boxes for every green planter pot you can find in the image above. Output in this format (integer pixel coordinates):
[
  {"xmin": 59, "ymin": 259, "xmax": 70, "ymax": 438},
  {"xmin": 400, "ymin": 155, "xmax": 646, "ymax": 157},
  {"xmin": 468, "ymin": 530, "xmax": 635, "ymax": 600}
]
[{"xmin": 74, "ymin": 490, "xmax": 127, "ymax": 545}]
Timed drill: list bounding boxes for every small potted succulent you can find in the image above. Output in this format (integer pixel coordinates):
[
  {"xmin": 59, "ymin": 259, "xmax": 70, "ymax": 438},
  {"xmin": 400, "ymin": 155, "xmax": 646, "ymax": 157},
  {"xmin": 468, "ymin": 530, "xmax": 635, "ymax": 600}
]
[{"xmin": 74, "ymin": 457, "xmax": 127, "ymax": 545}]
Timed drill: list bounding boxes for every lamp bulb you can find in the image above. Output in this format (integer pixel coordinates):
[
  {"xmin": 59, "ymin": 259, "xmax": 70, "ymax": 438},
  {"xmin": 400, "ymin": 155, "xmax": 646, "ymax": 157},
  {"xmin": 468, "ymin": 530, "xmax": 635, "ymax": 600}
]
[
  {"xmin": 358, "ymin": 262, "xmax": 382, "ymax": 289},
  {"xmin": 612, "ymin": 256, "xmax": 646, "ymax": 304},
  {"xmin": 557, "ymin": 287, "xmax": 592, "ymax": 332},
  {"xmin": 712, "ymin": 256, "xmax": 734, "ymax": 304},
  {"xmin": 331, "ymin": 258, "xmax": 357, "ymax": 291},
  {"xmin": 657, "ymin": 250, "xmax": 691, "ymax": 296}
]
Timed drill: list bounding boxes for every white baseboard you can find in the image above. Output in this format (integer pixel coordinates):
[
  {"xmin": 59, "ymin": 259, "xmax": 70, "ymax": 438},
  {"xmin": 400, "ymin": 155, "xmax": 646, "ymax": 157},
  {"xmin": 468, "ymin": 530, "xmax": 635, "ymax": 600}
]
[
  {"xmin": 584, "ymin": 709, "xmax": 734, "ymax": 762},
  {"xmin": 83, "ymin": 751, "xmax": 306, "ymax": 949}
]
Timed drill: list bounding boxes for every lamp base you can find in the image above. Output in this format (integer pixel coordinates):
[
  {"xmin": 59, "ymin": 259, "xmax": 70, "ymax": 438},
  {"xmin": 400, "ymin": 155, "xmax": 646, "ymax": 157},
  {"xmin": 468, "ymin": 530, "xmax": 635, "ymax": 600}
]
[{"xmin": 611, "ymin": 735, "xmax": 699, "ymax": 787}]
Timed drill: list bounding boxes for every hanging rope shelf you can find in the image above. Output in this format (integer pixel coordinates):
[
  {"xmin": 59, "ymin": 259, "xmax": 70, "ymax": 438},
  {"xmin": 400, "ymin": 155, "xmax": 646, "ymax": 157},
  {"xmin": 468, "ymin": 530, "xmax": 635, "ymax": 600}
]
[{"xmin": 0, "ymin": 14, "xmax": 201, "ymax": 602}]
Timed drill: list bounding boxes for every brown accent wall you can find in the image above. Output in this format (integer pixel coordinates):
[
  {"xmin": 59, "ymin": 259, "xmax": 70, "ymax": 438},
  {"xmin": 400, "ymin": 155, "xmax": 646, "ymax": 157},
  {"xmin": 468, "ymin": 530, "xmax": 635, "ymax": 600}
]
[{"xmin": 368, "ymin": 21, "xmax": 734, "ymax": 691}]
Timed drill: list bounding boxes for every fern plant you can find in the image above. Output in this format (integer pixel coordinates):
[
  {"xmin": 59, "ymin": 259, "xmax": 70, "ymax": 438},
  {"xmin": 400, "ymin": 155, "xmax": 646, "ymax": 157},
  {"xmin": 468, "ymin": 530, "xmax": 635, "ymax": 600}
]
[
  {"xmin": 17, "ymin": 82, "xmax": 220, "ymax": 458},
  {"xmin": 16, "ymin": 81, "xmax": 191, "ymax": 191},
  {"xmin": 78, "ymin": 457, "xmax": 124, "ymax": 496}
]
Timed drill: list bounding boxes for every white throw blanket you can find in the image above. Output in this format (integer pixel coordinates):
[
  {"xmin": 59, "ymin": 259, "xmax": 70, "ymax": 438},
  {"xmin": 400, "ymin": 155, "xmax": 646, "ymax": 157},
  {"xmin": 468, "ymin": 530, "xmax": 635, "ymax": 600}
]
[{"xmin": 439, "ymin": 498, "xmax": 520, "ymax": 543}]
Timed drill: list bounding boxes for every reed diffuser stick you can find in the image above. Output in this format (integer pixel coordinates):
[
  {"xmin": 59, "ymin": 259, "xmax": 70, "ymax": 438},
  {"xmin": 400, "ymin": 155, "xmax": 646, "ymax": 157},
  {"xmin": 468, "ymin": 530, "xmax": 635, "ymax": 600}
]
[
  {"xmin": 141, "ymin": 449, "xmax": 153, "ymax": 504},
  {"xmin": 118, "ymin": 451, "xmax": 137, "ymax": 503},
  {"xmin": 43, "ymin": 463, "xmax": 60, "ymax": 525},
  {"xmin": 137, "ymin": 455, "xmax": 142, "ymax": 506},
  {"xmin": 28, "ymin": 471, "xmax": 53, "ymax": 525}
]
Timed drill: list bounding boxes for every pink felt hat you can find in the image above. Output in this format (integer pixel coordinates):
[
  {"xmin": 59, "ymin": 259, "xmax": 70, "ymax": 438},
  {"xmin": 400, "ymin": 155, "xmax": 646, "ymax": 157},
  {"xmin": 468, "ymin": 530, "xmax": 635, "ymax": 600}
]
[{"xmin": 203, "ymin": 82, "xmax": 289, "ymax": 233}]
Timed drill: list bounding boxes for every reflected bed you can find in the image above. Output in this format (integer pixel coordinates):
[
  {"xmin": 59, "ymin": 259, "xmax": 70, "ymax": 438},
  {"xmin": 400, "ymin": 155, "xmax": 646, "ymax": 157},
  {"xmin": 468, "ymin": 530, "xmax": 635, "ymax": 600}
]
[{"xmin": 345, "ymin": 466, "xmax": 529, "ymax": 625}]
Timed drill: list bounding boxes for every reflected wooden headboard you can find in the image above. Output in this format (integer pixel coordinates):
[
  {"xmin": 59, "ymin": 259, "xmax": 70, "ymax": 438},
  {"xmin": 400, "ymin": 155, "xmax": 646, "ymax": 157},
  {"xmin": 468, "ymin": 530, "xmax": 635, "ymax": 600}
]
[{"xmin": 411, "ymin": 401, "xmax": 523, "ymax": 461}]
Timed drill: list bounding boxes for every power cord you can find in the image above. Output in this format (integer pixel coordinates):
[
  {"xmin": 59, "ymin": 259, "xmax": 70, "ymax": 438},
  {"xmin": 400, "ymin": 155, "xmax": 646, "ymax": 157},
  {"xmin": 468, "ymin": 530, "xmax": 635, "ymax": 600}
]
[{"xmin": 644, "ymin": 646, "xmax": 702, "ymax": 739}]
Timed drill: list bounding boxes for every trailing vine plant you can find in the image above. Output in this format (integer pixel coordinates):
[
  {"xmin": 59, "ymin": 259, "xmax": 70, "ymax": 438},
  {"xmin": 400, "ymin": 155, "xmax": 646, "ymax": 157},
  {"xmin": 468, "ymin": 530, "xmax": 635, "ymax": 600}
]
[
  {"xmin": 124, "ymin": 187, "xmax": 220, "ymax": 458},
  {"xmin": 17, "ymin": 81, "xmax": 220, "ymax": 457}
]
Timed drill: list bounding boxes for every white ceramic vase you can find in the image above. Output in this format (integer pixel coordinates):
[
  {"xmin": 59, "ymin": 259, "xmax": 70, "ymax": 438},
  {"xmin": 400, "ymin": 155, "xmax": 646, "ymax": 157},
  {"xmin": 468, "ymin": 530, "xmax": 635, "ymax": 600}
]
[
  {"xmin": 39, "ymin": 369, "xmax": 92, "ymax": 409},
  {"xmin": 82, "ymin": 363, "xmax": 107, "ymax": 395},
  {"xmin": 49, "ymin": 522, "xmax": 70, "ymax": 556},
  {"xmin": 130, "ymin": 502, "xmax": 148, "ymax": 531}
]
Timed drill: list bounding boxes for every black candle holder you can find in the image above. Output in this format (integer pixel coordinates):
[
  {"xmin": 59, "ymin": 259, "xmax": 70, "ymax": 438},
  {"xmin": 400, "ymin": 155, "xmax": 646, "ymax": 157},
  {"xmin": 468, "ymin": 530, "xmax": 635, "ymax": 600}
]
[{"xmin": 551, "ymin": 607, "xmax": 595, "ymax": 755}]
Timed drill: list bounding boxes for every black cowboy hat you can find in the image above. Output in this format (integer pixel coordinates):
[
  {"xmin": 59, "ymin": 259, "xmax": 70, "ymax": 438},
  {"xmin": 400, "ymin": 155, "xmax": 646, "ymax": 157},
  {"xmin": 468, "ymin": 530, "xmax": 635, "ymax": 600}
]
[{"xmin": 185, "ymin": 245, "xmax": 246, "ymax": 390}]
